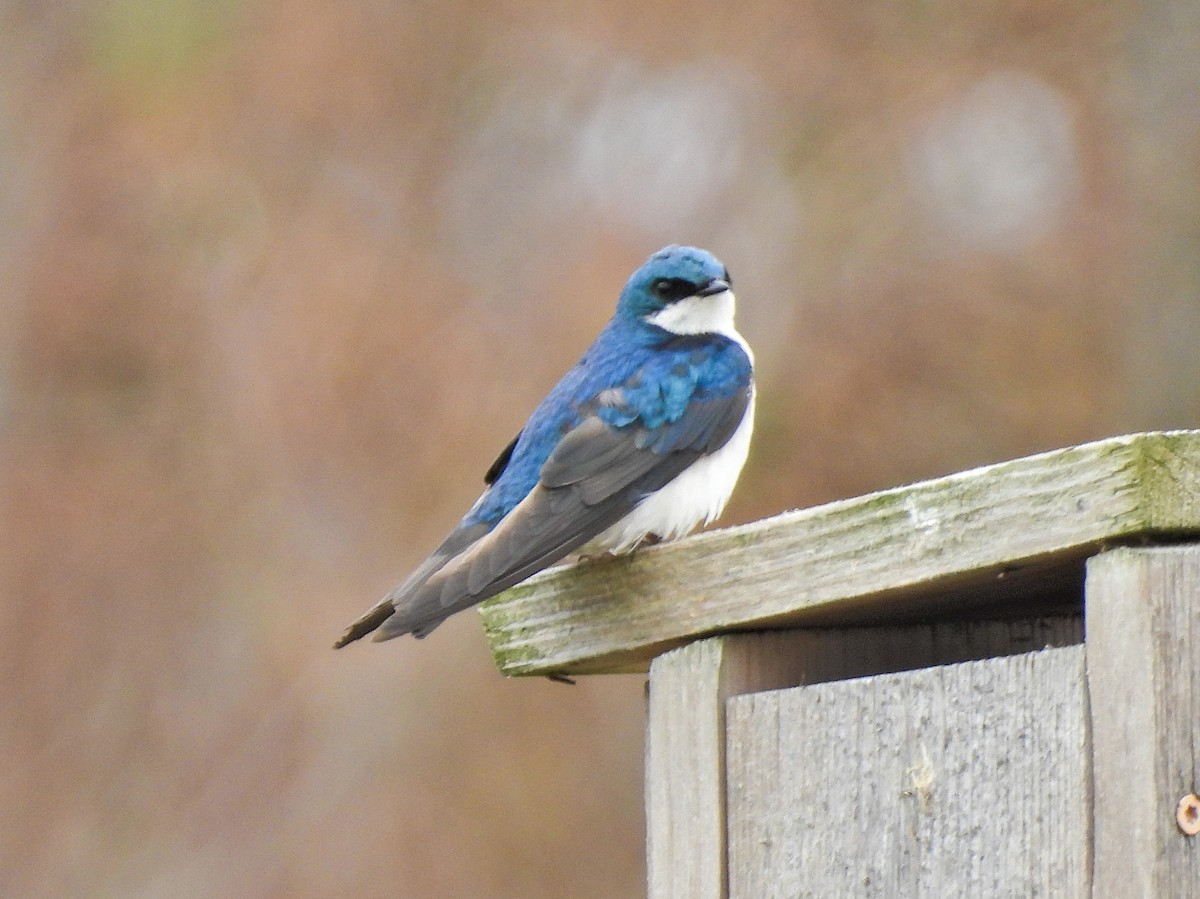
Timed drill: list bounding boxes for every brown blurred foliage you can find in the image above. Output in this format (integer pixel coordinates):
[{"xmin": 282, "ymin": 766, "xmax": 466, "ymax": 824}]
[{"xmin": 3, "ymin": 0, "xmax": 1199, "ymax": 895}]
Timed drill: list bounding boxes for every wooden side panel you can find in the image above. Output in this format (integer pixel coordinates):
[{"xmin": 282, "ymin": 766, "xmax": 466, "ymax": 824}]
[
  {"xmin": 646, "ymin": 639, "xmax": 728, "ymax": 899},
  {"xmin": 647, "ymin": 619, "xmax": 1083, "ymax": 898},
  {"xmin": 726, "ymin": 646, "xmax": 1090, "ymax": 898},
  {"xmin": 1086, "ymin": 546, "xmax": 1200, "ymax": 899},
  {"xmin": 645, "ymin": 634, "xmax": 819, "ymax": 899}
]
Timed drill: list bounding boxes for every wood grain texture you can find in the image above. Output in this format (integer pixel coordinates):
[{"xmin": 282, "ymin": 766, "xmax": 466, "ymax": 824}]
[
  {"xmin": 645, "ymin": 640, "xmax": 727, "ymax": 899},
  {"xmin": 482, "ymin": 430, "xmax": 1200, "ymax": 676},
  {"xmin": 645, "ymin": 634, "xmax": 828, "ymax": 899},
  {"xmin": 646, "ymin": 619, "xmax": 1082, "ymax": 898},
  {"xmin": 725, "ymin": 646, "xmax": 1090, "ymax": 898},
  {"xmin": 1085, "ymin": 546, "xmax": 1200, "ymax": 899}
]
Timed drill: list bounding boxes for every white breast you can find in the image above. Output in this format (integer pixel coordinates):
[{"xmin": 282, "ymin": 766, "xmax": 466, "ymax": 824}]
[{"xmin": 590, "ymin": 386, "xmax": 756, "ymax": 553}]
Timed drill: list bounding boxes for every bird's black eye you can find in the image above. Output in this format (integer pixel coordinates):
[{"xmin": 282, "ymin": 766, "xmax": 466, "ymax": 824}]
[{"xmin": 651, "ymin": 278, "xmax": 697, "ymax": 303}]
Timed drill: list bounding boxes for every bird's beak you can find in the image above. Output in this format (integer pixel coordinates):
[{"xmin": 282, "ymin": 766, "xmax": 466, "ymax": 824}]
[{"xmin": 696, "ymin": 278, "xmax": 731, "ymax": 297}]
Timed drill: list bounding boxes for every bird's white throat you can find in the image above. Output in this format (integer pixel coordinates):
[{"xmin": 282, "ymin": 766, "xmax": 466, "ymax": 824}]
[{"xmin": 644, "ymin": 289, "xmax": 750, "ymax": 357}]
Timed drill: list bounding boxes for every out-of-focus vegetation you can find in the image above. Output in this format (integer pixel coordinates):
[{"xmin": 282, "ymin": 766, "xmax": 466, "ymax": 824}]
[{"xmin": 3, "ymin": 1, "xmax": 1198, "ymax": 895}]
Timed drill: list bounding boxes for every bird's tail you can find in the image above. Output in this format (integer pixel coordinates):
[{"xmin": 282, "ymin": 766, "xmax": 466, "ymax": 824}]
[
  {"xmin": 332, "ymin": 602, "xmax": 395, "ymax": 648},
  {"xmin": 332, "ymin": 520, "xmax": 493, "ymax": 648}
]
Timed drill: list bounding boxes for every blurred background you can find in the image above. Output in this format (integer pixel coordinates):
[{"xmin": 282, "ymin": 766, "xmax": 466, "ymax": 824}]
[{"xmin": 3, "ymin": 0, "xmax": 1199, "ymax": 895}]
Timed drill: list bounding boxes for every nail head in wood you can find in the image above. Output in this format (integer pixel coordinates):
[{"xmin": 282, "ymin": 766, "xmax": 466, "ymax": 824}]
[{"xmin": 1177, "ymin": 794, "xmax": 1200, "ymax": 836}]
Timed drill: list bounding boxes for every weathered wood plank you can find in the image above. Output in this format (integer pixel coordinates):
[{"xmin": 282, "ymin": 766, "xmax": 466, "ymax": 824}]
[
  {"xmin": 647, "ymin": 618, "xmax": 1082, "ymax": 898},
  {"xmin": 482, "ymin": 430, "xmax": 1200, "ymax": 676},
  {"xmin": 645, "ymin": 640, "xmax": 727, "ymax": 899},
  {"xmin": 1085, "ymin": 546, "xmax": 1200, "ymax": 899},
  {"xmin": 645, "ymin": 634, "xmax": 823, "ymax": 899},
  {"xmin": 726, "ymin": 646, "xmax": 1090, "ymax": 898}
]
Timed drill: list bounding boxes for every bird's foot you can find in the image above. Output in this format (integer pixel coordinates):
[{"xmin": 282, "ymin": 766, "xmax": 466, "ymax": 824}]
[
  {"xmin": 576, "ymin": 550, "xmax": 618, "ymax": 564},
  {"xmin": 576, "ymin": 534, "xmax": 664, "ymax": 564}
]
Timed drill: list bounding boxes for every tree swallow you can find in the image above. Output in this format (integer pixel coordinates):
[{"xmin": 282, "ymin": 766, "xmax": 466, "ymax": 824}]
[{"xmin": 334, "ymin": 245, "xmax": 755, "ymax": 647}]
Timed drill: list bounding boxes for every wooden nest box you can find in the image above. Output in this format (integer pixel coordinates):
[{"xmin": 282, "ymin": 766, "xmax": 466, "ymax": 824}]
[{"xmin": 482, "ymin": 431, "xmax": 1200, "ymax": 898}]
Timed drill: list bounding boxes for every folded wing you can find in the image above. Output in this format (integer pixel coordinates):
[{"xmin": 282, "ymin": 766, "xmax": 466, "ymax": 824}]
[{"xmin": 334, "ymin": 384, "xmax": 750, "ymax": 645}]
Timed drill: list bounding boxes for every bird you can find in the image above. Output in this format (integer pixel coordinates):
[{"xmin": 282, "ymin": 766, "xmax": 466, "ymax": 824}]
[{"xmin": 334, "ymin": 245, "xmax": 755, "ymax": 647}]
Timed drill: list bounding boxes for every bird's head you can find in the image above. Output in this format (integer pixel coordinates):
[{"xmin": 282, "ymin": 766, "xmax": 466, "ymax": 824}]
[{"xmin": 617, "ymin": 245, "xmax": 736, "ymax": 337}]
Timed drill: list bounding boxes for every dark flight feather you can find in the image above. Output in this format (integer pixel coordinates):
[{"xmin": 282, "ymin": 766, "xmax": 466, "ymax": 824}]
[{"xmin": 484, "ymin": 431, "xmax": 521, "ymax": 485}]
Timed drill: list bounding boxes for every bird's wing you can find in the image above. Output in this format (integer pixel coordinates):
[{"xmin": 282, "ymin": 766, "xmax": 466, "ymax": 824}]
[{"xmin": 361, "ymin": 384, "xmax": 751, "ymax": 641}]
